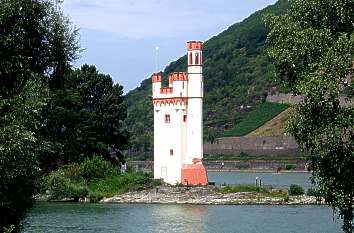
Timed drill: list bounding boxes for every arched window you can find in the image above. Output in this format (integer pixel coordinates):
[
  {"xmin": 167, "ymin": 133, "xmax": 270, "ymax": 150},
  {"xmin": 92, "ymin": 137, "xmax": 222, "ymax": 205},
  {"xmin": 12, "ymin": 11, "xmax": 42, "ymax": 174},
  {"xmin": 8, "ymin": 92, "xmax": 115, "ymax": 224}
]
[
  {"xmin": 189, "ymin": 52, "xmax": 193, "ymax": 65},
  {"xmin": 195, "ymin": 52, "xmax": 199, "ymax": 65}
]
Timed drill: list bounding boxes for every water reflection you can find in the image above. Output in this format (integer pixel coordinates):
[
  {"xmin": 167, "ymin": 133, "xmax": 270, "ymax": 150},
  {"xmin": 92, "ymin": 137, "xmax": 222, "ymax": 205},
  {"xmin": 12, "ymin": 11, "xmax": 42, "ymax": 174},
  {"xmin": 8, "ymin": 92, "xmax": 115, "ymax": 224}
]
[{"xmin": 146, "ymin": 205, "xmax": 208, "ymax": 233}]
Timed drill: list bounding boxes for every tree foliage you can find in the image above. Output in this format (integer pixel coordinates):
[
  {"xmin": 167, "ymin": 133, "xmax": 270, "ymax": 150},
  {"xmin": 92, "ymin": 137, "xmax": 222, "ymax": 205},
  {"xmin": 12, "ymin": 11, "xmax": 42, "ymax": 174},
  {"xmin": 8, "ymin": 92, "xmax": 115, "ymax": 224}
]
[
  {"xmin": 0, "ymin": 0, "xmax": 79, "ymax": 230},
  {"xmin": 0, "ymin": 0, "xmax": 79, "ymax": 96},
  {"xmin": 0, "ymin": 80, "xmax": 47, "ymax": 231},
  {"xmin": 267, "ymin": 0, "xmax": 354, "ymax": 232},
  {"xmin": 41, "ymin": 65, "xmax": 129, "ymax": 171}
]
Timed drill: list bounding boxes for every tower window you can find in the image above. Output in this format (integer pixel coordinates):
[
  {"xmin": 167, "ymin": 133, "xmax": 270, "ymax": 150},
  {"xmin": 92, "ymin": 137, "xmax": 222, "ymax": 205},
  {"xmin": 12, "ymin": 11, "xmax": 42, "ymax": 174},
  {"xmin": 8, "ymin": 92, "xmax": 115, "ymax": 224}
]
[
  {"xmin": 195, "ymin": 52, "xmax": 199, "ymax": 65},
  {"xmin": 170, "ymin": 149, "xmax": 173, "ymax": 156},
  {"xmin": 183, "ymin": 115, "xmax": 187, "ymax": 122},
  {"xmin": 189, "ymin": 52, "xmax": 193, "ymax": 65},
  {"xmin": 164, "ymin": 114, "xmax": 170, "ymax": 123}
]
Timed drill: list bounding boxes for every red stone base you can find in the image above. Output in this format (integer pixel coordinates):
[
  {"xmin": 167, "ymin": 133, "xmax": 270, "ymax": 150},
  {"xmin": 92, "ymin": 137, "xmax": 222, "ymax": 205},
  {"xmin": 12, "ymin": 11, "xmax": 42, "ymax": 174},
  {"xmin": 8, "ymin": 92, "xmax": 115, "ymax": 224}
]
[{"xmin": 181, "ymin": 164, "xmax": 208, "ymax": 186}]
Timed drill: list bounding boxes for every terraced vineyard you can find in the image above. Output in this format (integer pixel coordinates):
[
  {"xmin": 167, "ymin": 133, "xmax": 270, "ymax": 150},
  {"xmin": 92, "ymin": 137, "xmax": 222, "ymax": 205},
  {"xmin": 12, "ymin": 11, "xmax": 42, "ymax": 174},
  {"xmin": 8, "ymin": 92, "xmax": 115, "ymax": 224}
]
[{"xmin": 223, "ymin": 102, "xmax": 289, "ymax": 137}]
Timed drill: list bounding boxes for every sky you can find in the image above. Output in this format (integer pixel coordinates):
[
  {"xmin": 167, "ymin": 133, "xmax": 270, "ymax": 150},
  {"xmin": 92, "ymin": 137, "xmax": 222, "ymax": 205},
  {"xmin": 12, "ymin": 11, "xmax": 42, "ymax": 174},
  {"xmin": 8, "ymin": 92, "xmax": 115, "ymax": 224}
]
[{"xmin": 61, "ymin": 0, "xmax": 278, "ymax": 93}]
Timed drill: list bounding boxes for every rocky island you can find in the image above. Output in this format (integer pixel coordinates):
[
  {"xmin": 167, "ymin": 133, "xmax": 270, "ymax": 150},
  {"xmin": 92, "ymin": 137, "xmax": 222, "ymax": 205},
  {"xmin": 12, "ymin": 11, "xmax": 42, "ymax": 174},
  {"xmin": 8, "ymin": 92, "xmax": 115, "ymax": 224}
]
[{"xmin": 101, "ymin": 185, "xmax": 321, "ymax": 205}]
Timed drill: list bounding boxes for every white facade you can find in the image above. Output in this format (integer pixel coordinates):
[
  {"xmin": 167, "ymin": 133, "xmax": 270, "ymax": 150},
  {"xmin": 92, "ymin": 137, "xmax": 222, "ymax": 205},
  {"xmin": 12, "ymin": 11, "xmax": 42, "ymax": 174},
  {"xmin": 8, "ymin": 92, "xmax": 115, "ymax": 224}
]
[{"xmin": 153, "ymin": 41, "xmax": 207, "ymax": 185}]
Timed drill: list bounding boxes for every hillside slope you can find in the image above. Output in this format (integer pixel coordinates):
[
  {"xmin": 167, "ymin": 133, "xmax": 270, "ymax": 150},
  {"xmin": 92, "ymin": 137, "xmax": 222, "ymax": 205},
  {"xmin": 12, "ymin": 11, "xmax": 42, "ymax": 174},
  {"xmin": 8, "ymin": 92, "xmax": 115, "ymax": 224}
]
[
  {"xmin": 223, "ymin": 102, "xmax": 289, "ymax": 137},
  {"xmin": 246, "ymin": 107, "xmax": 293, "ymax": 137},
  {"xmin": 124, "ymin": 0, "xmax": 291, "ymax": 156}
]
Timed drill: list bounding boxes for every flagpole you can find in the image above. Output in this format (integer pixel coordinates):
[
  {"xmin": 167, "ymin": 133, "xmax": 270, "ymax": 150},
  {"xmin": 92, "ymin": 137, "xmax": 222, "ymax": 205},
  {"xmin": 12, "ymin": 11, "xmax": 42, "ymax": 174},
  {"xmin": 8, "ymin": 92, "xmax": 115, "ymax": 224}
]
[{"xmin": 155, "ymin": 46, "xmax": 159, "ymax": 72}]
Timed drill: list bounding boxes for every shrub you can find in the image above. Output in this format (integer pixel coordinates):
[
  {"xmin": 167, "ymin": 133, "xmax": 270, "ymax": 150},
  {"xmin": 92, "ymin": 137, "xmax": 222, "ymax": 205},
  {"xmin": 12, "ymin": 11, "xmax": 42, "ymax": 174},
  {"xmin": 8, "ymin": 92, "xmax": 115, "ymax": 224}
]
[
  {"xmin": 88, "ymin": 192, "xmax": 104, "ymax": 203},
  {"xmin": 45, "ymin": 171, "xmax": 71, "ymax": 200},
  {"xmin": 283, "ymin": 194, "xmax": 290, "ymax": 202},
  {"xmin": 306, "ymin": 188, "xmax": 321, "ymax": 197},
  {"xmin": 45, "ymin": 171, "xmax": 89, "ymax": 201},
  {"xmin": 63, "ymin": 164, "xmax": 81, "ymax": 181},
  {"xmin": 79, "ymin": 156, "xmax": 118, "ymax": 181},
  {"xmin": 239, "ymin": 152, "xmax": 249, "ymax": 157},
  {"xmin": 67, "ymin": 183, "xmax": 89, "ymax": 201},
  {"xmin": 289, "ymin": 184, "xmax": 305, "ymax": 195},
  {"xmin": 285, "ymin": 164, "xmax": 296, "ymax": 170}
]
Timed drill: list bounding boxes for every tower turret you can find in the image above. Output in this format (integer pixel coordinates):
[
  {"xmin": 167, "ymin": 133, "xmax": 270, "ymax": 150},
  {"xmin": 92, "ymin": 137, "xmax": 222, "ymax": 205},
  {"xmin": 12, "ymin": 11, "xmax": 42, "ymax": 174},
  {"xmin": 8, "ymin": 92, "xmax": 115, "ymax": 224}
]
[
  {"xmin": 183, "ymin": 41, "xmax": 207, "ymax": 185},
  {"xmin": 187, "ymin": 41, "xmax": 203, "ymax": 99},
  {"xmin": 152, "ymin": 73, "xmax": 162, "ymax": 99},
  {"xmin": 187, "ymin": 41, "xmax": 203, "ymax": 75}
]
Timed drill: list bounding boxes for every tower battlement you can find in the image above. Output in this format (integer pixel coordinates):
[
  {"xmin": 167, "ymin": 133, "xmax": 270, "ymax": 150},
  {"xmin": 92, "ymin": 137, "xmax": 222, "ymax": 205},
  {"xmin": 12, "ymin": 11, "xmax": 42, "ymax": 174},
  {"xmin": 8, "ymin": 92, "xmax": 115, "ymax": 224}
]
[
  {"xmin": 152, "ymin": 72, "xmax": 188, "ymax": 100},
  {"xmin": 168, "ymin": 72, "xmax": 188, "ymax": 83},
  {"xmin": 187, "ymin": 41, "xmax": 203, "ymax": 51},
  {"xmin": 152, "ymin": 73, "xmax": 162, "ymax": 83}
]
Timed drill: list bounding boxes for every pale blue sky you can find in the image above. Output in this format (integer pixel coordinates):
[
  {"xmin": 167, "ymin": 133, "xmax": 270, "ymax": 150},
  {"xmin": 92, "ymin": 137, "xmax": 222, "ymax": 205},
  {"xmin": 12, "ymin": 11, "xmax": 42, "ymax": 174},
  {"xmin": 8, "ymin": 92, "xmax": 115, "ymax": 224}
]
[{"xmin": 61, "ymin": 0, "xmax": 278, "ymax": 92}]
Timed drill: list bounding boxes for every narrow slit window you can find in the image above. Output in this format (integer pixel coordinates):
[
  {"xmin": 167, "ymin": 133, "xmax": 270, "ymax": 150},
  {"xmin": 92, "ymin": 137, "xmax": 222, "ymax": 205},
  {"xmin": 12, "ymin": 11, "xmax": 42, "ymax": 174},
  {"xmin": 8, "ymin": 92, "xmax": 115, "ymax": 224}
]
[
  {"xmin": 170, "ymin": 149, "xmax": 173, "ymax": 156},
  {"xmin": 189, "ymin": 52, "xmax": 193, "ymax": 65},
  {"xmin": 195, "ymin": 52, "xmax": 199, "ymax": 65},
  {"xmin": 164, "ymin": 114, "xmax": 170, "ymax": 123},
  {"xmin": 183, "ymin": 115, "xmax": 187, "ymax": 122}
]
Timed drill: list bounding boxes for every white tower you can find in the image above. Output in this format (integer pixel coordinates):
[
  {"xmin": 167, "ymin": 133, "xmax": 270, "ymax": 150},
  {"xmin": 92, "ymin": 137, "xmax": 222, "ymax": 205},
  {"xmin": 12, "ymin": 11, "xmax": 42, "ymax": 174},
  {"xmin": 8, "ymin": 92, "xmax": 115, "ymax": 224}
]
[{"xmin": 152, "ymin": 41, "xmax": 208, "ymax": 185}]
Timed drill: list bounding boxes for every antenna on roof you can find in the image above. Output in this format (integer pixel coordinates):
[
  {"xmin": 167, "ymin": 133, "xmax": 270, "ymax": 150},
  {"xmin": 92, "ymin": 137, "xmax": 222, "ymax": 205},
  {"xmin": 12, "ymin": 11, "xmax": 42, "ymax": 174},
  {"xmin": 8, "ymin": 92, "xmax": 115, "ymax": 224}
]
[{"xmin": 155, "ymin": 46, "xmax": 159, "ymax": 72}]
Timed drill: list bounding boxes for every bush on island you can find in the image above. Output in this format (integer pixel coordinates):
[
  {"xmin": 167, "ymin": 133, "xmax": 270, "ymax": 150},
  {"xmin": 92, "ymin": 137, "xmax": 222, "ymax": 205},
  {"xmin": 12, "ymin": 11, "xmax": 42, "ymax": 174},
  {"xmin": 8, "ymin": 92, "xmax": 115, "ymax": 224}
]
[
  {"xmin": 79, "ymin": 156, "xmax": 119, "ymax": 181},
  {"xmin": 45, "ymin": 170, "xmax": 88, "ymax": 201},
  {"xmin": 289, "ymin": 184, "xmax": 304, "ymax": 196}
]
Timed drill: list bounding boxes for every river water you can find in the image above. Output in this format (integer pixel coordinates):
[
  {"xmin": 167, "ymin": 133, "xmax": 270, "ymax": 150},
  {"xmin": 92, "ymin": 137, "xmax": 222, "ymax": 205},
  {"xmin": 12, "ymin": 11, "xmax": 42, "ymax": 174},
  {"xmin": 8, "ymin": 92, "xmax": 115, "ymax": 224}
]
[
  {"xmin": 23, "ymin": 203, "xmax": 341, "ymax": 233},
  {"xmin": 208, "ymin": 171, "xmax": 314, "ymax": 188},
  {"xmin": 22, "ymin": 172, "xmax": 341, "ymax": 233}
]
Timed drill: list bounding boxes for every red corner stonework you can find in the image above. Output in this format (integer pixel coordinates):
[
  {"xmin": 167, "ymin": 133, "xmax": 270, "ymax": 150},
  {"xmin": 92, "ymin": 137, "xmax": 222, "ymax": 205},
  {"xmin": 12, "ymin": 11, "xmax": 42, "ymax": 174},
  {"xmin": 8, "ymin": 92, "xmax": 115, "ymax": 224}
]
[{"xmin": 181, "ymin": 164, "xmax": 208, "ymax": 186}]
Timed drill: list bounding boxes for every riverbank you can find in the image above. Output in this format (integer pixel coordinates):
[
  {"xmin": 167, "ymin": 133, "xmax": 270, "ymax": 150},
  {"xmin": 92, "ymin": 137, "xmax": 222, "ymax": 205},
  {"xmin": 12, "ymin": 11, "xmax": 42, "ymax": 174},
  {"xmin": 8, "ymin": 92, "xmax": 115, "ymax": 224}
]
[
  {"xmin": 207, "ymin": 169, "xmax": 308, "ymax": 173},
  {"xmin": 126, "ymin": 160, "xmax": 307, "ymax": 173},
  {"xmin": 100, "ymin": 185, "xmax": 321, "ymax": 205}
]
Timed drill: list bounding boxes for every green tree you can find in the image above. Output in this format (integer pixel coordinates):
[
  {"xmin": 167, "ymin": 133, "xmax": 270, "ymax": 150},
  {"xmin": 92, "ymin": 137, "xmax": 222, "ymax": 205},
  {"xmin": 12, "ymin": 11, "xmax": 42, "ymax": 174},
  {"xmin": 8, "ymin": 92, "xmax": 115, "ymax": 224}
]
[
  {"xmin": 41, "ymin": 65, "xmax": 129, "ymax": 170},
  {"xmin": 0, "ymin": 0, "xmax": 79, "ymax": 230},
  {"xmin": 267, "ymin": 0, "xmax": 354, "ymax": 232},
  {"xmin": 0, "ymin": 79, "xmax": 47, "ymax": 231},
  {"xmin": 0, "ymin": 0, "xmax": 79, "ymax": 97}
]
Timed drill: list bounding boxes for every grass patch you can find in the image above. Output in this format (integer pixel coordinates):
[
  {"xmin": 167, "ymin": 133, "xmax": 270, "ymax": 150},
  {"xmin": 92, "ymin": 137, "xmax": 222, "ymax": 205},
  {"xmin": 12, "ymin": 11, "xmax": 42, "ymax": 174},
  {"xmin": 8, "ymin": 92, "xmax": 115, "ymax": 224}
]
[
  {"xmin": 214, "ymin": 185, "xmax": 268, "ymax": 193},
  {"xmin": 223, "ymin": 102, "xmax": 289, "ymax": 137},
  {"xmin": 88, "ymin": 171, "xmax": 161, "ymax": 197},
  {"xmin": 42, "ymin": 156, "xmax": 161, "ymax": 202},
  {"xmin": 213, "ymin": 185, "xmax": 288, "ymax": 198}
]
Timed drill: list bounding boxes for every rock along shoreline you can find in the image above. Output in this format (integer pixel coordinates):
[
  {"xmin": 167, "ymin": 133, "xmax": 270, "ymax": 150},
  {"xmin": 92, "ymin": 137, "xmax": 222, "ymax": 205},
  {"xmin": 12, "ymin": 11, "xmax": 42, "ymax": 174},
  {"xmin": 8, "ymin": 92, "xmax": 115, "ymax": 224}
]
[{"xmin": 99, "ymin": 186, "xmax": 322, "ymax": 206}]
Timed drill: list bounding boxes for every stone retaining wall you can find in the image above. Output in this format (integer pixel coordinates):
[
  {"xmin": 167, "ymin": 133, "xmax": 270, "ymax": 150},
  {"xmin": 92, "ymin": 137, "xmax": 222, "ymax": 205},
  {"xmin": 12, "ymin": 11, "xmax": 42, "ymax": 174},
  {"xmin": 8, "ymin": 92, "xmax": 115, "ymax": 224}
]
[
  {"xmin": 204, "ymin": 136, "xmax": 300, "ymax": 156},
  {"xmin": 266, "ymin": 92, "xmax": 354, "ymax": 107},
  {"xmin": 126, "ymin": 159, "xmax": 307, "ymax": 172},
  {"xmin": 204, "ymin": 160, "xmax": 306, "ymax": 171}
]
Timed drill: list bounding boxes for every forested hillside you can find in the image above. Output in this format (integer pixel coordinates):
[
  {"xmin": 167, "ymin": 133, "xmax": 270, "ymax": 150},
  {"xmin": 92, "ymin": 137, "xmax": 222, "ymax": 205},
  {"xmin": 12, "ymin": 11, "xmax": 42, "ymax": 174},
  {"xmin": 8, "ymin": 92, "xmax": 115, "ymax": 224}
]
[{"xmin": 124, "ymin": 0, "xmax": 291, "ymax": 158}]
